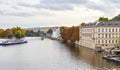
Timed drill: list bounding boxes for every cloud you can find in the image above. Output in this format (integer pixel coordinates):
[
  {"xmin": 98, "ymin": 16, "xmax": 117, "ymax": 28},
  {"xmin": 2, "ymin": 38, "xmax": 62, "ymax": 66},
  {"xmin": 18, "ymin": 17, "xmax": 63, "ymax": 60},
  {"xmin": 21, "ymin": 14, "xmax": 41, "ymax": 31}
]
[
  {"xmin": 39, "ymin": 0, "xmax": 87, "ymax": 10},
  {"xmin": 107, "ymin": 0, "xmax": 120, "ymax": 3},
  {"xmin": 0, "ymin": 10, "xmax": 33, "ymax": 17},
  {"xmin": 17, "ymin": 2, "xmax": 73, "ymax": 10},
  {"xmin": 83, "ymin": 1, "xmax": 113, "ymax": 12},
  {"xmin": 0, "ymin": 0, "xmax": 120, "ymax": 18},
  {"xmin": 40, "ymin": 0, "xmax": 86, "ymax": 4},
  {"xmin": 34, "ymin": 4, "xmax": 73, "ymax": 10},
  {"xmin": 17, "ymin": 0, "xmax": 87, "ymax": 11}
]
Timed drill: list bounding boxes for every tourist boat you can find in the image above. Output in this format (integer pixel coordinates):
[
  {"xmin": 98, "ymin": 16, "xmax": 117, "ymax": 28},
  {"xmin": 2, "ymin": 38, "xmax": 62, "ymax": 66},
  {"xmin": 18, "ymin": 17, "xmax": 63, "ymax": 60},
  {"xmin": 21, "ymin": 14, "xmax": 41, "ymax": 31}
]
[
  {"xmin": 103, "ymin": 46, "xmax": 120, "ymax": 62},
  {"xmin": 103, "ymin": 55, "xmax": 120, "ymax": 62},
  {"xmin": 0, "ymin": 39, "xmax": 27, "ymax": 46}
]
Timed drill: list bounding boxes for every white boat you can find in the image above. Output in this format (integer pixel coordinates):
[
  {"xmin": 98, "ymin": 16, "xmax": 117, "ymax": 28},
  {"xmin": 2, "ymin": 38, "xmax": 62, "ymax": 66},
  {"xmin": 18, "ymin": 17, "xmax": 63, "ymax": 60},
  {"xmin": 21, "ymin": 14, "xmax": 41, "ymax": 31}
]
[
  {"xmin": 103, "ymin": 46, "xmax": 120, "ymax": 62},
  {"xmin": 0, "ymin": 39, "xmax": 27, "ymax": 46}
]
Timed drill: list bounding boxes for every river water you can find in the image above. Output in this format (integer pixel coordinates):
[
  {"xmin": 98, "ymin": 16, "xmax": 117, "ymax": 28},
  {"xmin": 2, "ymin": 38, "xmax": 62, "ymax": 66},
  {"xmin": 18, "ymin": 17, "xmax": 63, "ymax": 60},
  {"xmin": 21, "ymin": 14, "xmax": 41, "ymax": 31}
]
[{"xmin": 0, "ymin": 37, "xmax": 120, "ymax": 70}]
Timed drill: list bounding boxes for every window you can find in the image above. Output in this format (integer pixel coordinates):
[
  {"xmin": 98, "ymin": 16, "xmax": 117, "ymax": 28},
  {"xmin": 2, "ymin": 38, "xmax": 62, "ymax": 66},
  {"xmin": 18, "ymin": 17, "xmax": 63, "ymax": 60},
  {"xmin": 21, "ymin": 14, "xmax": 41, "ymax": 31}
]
[
  {"xmin": 116, "ymin": 40, "xmax": 117, "ymax": 43},
  {"xmin": 106, "ymin": 28, "xmax": 107, "ymax": 32},
  {"xmin": 109, "ymin": 40, "xmax": 111, "ymax": 43},
  {"xmin": 98, "ymin": 34, "xmax": 100, "ymax": 38},
  {"xmin": 116, "ymin": 29, "xmax": 117, "ymax": 32},
  {"xmin": 98, "ymin": 40, "xmax": 100, "ymax": 44},
  {"xmin": 102, "ymin": 34, "xmax": 104, "ymax": 38},
  {"xmin": 117, "ymin": 33, "xmax": 119, "ymax": 38},
  {"xmin": 112, "ymin": 29, "xmax": 114, "ymax": 32},
  {"xmin": 102, "ymin": 29, "xmax": 104, "ymax": 32},
  {"xmin": 112, "ymin": 34, "xmax": 114, "ymax": 38},
  {"xmin": 102, "ymin": 40, "xmax": 104, "ymax": 43},
  {"xmin": 105, "ymin": 34, "xmax": 107, "ymax": 38},
  {"xmin": 109, "ymin": 34, "xmax": 111, "ymax": 38},
  {"xmin": 115, "ymin": 33, "xmax": 117, "ymax": 38},
  {"xmin": 105, "ymin": 40, "xmax": 107, "ymax": 44},
  {"xmin": 109, "ymin": 29, "xmax": 111, "ymax": 32},
  {"xmin": 112, "ymin": 40, "xmax": 114, "ymax": 43},
  {"xmin": 98, "ymin": 29, "xmax": 100, "ymax": 32}
]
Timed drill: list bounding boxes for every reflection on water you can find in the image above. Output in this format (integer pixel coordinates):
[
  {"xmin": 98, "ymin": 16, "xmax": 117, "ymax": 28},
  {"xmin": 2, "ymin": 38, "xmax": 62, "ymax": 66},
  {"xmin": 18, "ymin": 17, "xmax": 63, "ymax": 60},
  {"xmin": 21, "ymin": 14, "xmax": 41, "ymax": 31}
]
[
  {"xmin": 0, "ymin": 37, "xmax": 120, "ymax": 70},
  {"xmin": 65, "ymin": 44, "xmax": 120, "ymax": 70}
]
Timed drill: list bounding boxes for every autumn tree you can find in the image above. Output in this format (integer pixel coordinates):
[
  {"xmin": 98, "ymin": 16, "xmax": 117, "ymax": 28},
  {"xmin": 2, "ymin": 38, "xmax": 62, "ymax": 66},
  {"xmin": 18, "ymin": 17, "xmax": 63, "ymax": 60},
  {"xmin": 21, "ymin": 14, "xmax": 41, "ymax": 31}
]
[
  {"xmin": 0, "ymin": 27, "xmax": 26, "ymax": 39},
  {"xmin": 0, "ymin": 29, "xmax": 4, "ymax": 38},
  {"xmin": 60, "ymin": 26, "xmax": 79, "ymax": 43}
]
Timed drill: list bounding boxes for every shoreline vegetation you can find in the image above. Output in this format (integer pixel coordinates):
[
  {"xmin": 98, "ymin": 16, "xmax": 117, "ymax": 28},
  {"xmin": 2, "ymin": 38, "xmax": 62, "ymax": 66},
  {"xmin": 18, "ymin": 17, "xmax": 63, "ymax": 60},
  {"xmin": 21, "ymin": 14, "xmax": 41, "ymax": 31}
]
[
  {"xmin": 0, "ymin": 27, "xmax": 26, "ymax": 39},
  {"xmin": 60, "ymin": 26, "xmax": 79, "ymax": 45},
  {"xmin": 1, "ymin": 14, "xmax": 120, "ymax": 44}
]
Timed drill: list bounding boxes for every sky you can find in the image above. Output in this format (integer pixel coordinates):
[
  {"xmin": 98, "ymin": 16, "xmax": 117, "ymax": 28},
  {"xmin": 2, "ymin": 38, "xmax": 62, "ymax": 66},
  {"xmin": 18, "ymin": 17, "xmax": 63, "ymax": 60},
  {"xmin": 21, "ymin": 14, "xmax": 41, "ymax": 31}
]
[{"xmin": 0, "ymin": 0, "xmax": 120, "ymax": 28}]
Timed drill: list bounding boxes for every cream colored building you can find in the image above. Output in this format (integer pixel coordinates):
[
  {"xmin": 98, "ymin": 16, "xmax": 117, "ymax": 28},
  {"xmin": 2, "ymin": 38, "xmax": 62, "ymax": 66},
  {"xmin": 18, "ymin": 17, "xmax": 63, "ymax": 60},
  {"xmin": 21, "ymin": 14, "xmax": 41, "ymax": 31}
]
[{"xmin": 79, "ymin": 22, "xmax": 120, "ymax": 49}]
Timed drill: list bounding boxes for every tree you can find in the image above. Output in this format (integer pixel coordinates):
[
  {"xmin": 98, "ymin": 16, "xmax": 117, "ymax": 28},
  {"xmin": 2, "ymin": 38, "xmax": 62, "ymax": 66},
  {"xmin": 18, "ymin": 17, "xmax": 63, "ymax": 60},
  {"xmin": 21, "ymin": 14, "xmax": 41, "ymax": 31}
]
[
  {"xmin": 81, "ymin": 22, "xmax": 86, "ymax": 26},
  {"xmin": 111, "ymin": 14, "xmax": 120, "ymax": 21},
  {"xmin": 15, "ymin": 30, "xmax": 22, "ymax": 39},
  {"xmin": 0, "ymin": 29, "xmax": 4, "ymax": 38},
  {"xmin": 98, "ymin": 17, "xmax": 109, "ymax": 21},
  {"xmin": 60, "ymin": 26, "xmax": 79, "ymax": 43},
  {"xmin": 47, "ymin": 29, "xmax": 53, "ymax": 34},
  {"xmin": 0, "ymin": 27, "xmax": 26, "ymax": 39},
  {"xmin": 7, "ymin": 34, "xmax": 14, "ymax": 39}
]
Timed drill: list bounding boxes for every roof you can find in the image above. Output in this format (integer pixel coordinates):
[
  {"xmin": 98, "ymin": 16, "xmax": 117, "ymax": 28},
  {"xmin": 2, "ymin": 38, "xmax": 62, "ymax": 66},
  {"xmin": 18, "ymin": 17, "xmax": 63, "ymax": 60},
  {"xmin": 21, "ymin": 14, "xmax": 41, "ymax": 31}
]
[{"xmin": 81, "ymin": 22, "xmax": 120, "ymax": 28}]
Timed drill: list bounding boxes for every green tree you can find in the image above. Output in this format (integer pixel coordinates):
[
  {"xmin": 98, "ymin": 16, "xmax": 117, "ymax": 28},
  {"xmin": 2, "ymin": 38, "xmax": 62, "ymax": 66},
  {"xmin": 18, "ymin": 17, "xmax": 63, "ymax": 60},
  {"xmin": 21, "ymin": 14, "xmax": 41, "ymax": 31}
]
[
  {"xmin": 7, "ymin": 34, "xmax": 14, "ymax": 39},
  {"xmin": 81, "ymin": 22, "xmax": 86, "ymax": 26},
  {"xmin": 0, "ymin": 27, "xmax": 26, "ymax": 39},
  {"xmin": 98, "ymin": 17, "xmax": 109, "ymax": 21},
  {"xmin": 15, "ymin": 30, "xmax": 22, "ymax": 39},
  {"xmin": 111, "ymin": 14, "xmax": 120, "ymax": 21}
]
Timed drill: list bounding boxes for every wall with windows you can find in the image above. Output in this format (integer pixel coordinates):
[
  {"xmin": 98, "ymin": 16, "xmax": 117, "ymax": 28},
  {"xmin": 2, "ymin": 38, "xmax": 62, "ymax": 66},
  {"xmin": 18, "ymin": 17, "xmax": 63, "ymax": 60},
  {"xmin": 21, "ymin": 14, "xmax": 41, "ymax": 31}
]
[
  {"xmin": 95, "ymin": 27, "xmax": 120, "ymax": 48},
  {"xmin": 79, "ymin": 26, "xmax": 120, "ymax": 49}
]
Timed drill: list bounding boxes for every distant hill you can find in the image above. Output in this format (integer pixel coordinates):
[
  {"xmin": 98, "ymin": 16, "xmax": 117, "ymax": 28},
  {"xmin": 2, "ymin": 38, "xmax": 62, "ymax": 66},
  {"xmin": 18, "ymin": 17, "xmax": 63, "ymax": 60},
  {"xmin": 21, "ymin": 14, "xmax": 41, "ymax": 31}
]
[{"xmin": 111, "ymin": 14, "xmax": 120, "ymax": 21}]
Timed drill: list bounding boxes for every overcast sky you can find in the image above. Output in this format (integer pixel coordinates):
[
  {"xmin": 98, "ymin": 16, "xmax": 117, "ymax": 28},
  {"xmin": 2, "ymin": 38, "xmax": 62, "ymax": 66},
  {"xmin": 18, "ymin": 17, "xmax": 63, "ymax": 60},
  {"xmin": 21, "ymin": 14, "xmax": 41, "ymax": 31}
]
[{"xmin": 0, "ymin": 0, "xmax": 120, "ymax": 28}]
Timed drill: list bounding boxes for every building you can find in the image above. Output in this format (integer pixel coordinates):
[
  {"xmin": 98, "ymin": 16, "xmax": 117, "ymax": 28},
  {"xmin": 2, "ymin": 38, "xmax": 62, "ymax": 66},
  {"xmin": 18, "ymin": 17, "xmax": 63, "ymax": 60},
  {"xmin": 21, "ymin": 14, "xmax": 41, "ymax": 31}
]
[
  {"xmin": 51, "ymin": 27, "xmax": 61, "ymax": 39},
  {"xmin": 79, "ymin": 22, "xmax": 120, "ymax": 49},
  {"xmin": 26, "ymin": 27, "xmax": 51, "ymax": 33}
]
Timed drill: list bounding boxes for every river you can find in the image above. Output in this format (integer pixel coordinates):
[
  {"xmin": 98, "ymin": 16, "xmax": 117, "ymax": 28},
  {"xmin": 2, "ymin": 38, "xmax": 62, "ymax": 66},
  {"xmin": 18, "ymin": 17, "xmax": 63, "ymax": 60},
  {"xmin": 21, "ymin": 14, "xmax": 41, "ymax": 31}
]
[{"xmin": 0, "ymin": 37, "xmax": 120, "ymax": 70}]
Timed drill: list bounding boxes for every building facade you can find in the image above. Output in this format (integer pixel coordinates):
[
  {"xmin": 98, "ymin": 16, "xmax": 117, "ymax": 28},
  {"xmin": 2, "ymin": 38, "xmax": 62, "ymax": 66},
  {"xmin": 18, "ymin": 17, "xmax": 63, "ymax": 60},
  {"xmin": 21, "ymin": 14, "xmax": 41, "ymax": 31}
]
[
  {"xmin": 79, "ymin": 22, "xmax": 120, "ymax": 49},
  {"xmin": 52, "ymin": 27, "xmax": 61, "ymax": 39}
]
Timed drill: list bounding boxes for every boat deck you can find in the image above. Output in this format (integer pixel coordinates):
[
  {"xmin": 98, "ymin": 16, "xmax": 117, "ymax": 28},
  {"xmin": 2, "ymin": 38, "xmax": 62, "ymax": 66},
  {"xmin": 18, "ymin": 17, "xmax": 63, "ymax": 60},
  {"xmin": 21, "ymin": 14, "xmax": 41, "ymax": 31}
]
[{"xmin": 103, "ymin": 55, "xmax": 120, "ymax": 62}]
